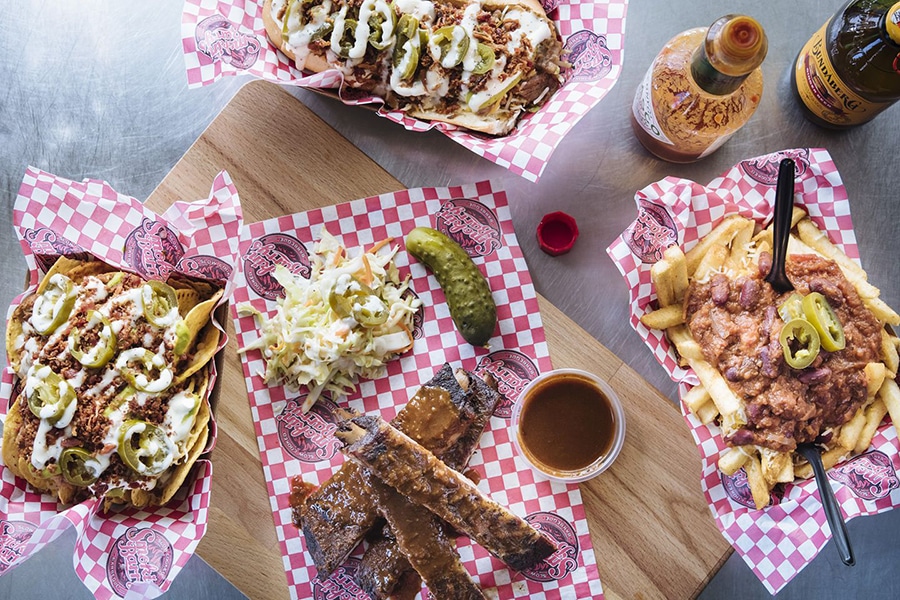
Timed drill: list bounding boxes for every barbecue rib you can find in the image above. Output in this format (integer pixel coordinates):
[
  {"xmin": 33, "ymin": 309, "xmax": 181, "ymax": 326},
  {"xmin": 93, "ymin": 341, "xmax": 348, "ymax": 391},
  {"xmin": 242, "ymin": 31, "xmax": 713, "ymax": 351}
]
[
  {"xmin": 337, "ymin": 414, "xmax": 556, "ymax": 572},
  {"xmin": 295, "ymin": 364, "xmax": 497, "ymax": 576},
  {"xmin": 356, "ymin": 371, "xmax": 498, "ymax": 598}
]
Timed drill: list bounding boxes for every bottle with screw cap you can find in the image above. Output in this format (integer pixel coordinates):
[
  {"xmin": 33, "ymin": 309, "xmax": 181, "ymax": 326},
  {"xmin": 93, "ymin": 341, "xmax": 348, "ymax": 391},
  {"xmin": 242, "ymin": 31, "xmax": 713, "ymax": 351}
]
[
  {"xmin": 792, "ymin": 0, "xmax": 900, "ymax": 128},
  {"xmin": 631, "ymin": 15, "xmax": 768, "ymax": 163}
]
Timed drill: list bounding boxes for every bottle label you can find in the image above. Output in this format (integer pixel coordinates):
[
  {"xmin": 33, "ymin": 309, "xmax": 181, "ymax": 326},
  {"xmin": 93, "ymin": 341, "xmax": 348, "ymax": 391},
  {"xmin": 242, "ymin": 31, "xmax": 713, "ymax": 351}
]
[
  {"xmin": 632, "ymin": 65, "xmax": 674, "ymax": 145},
  {"xmin": 794, "ymin": 22, "xmax": 893, "ymax": 126}
]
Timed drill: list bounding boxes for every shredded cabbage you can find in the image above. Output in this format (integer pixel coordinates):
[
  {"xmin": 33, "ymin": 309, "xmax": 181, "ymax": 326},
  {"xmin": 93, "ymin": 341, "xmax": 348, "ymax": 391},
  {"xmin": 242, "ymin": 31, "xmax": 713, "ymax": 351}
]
[{"xmin": 239, "ymin": 229, "xmax": 421, "ymax": 412}]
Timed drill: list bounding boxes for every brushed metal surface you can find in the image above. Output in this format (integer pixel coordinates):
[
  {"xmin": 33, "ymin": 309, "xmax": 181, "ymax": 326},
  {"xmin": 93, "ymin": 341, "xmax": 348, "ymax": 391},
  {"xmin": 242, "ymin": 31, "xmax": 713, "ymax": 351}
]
[{"xmin": 1, "ymin": 0, "xmax": 898, "ymax": 598}]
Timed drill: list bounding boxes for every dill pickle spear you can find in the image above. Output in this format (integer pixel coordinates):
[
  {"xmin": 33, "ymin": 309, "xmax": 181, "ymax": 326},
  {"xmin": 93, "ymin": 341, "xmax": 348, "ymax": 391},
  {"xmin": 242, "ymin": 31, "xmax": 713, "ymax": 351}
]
[{"xmin": 405, "ymin": 226, "xmax": 497, "ymax": 346}]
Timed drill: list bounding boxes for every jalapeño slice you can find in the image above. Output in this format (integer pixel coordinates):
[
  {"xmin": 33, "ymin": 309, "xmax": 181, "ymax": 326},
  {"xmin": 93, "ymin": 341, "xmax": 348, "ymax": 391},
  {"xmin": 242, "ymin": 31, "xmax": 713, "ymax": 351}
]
[
  {"xmin": 802, "ymin": 292, "xmax": 846, "ymax": 352},
  {"xmin": 116, "ymin": 348, "xmax": 173, "ymax": 394},
  {"xmin": 141, "ymin": 280, "xmax": 179, "ymax": 327},
  {"xmin": 32, "ymin": 274, "xmax": 76, "ymax": 335},
  {"xmin": 27, "ymin": 368, "xmax": 76, "ymax": 425},
  {"xmin": 779, "ymin": 318, "xmax": 820, "ymax": 369},
  {"xmin": 431, "ymin": 25, "xmax": 469, "ymax": 68},
  {"xmin": 392, "ymin": 14, "xmax": 421, "ymax": 80},
  {"xmin": 59, "ymin": 447, "xmax": 99, "ymax": 487},
  {"xmin": 118, "ymin": 420, "xmax": 172, "ymax": 476},
  {"xmin": 69, "ymin": 310, "xmax": 117, "ymax": 368},
  {"xmin": 367, "ymin": 2, "xmax": 395, "ymax": 50}
]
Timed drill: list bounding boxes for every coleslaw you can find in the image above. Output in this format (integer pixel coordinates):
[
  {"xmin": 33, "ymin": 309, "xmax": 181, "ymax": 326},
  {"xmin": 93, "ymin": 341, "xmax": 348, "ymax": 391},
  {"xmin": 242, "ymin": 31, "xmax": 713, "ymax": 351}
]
[{"xmin": 238, "ymin": 229, "xmax": 421, "ymax": 412}]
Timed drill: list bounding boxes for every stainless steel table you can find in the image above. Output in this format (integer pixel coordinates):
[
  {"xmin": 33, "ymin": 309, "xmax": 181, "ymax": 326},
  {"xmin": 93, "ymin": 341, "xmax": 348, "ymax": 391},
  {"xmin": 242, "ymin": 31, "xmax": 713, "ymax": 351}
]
[{"xmin": 1, "ymin": 1, "xmax": 898, "ymax": 598}]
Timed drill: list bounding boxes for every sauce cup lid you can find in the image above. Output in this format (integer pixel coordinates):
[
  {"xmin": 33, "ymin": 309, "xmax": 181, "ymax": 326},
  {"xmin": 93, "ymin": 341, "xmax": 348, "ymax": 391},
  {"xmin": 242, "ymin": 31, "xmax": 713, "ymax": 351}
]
[{"xmin": 511, "ymin": 368, "xmax": 626, "ymax": 483}]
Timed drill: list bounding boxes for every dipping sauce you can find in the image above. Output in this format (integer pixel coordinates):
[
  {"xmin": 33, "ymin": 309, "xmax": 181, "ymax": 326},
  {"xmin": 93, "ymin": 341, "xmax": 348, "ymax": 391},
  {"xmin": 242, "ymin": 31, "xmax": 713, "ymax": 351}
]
[{"xmin": 514, "ymin": 369, "xmax": 624, "ymax": 480}]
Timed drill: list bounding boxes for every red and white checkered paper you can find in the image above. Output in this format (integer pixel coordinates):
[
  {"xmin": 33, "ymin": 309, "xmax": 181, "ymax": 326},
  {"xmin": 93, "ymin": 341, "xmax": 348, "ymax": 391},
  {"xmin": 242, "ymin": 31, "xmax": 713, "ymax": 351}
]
[
  {"xmin": 231, "ymin": 181, "xmax": 604, "ymax": 599},
  {"xmin": 607, "ymin": 148, "xmax": 900, "ymax": 595},
  {"xmin": 0, "ymin": 168, "xmax": 243, "ymax": 598},
  {"xmin": 181, "ymin": 0, "xmax": 628, "ymax": 182}
]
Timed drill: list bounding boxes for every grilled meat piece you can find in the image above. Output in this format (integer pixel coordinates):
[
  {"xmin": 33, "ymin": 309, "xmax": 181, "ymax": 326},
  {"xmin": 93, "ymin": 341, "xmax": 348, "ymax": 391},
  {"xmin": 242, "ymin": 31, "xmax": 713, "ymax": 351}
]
[
  {"xmin": 337, "ymin": 414, "xmax": 556, "ymax": 572},
  {"xmin": 295, "ymin": 364, "xmax": 497, "ymax": 577}
]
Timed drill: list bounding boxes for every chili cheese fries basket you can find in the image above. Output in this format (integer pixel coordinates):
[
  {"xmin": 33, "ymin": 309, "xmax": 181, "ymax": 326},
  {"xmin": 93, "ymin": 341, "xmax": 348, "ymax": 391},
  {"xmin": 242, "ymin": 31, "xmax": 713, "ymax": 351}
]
[
  {"xmin": 0, "ymin": 168, "xmax": 242, "ymax": 598},
  {"xmin": 607, "ymin": 148, "xmax": 900, "ymax": 595}
]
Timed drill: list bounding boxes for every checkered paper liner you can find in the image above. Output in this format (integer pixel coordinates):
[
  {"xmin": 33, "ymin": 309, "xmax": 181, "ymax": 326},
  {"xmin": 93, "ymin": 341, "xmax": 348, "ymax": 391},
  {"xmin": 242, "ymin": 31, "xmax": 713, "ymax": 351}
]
[
  {"xmin": 181, "ymin": 0, "xmax": 628, "ymax": 182},
  {"xmin": 0, "ymin": 168, "xmax": 244, "ymax": 598},
  {"xmin": 231, "ymin": 181, "xmax": 604, "ymax": 599},
  {"xmin": 606, "ymin": 148, "xmax": 900, "ymax": 595}
]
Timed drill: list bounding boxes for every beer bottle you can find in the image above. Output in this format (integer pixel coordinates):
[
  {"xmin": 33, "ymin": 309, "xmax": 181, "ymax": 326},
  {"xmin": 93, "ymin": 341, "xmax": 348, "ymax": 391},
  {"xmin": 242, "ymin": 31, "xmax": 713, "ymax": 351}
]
[
  {"xmin": 793, "ymin": 0, "xmax": 900, "ymax": 128},
  {"xmin": 630, "ymin": 15, "xmax": 768, "ymax": 163}
]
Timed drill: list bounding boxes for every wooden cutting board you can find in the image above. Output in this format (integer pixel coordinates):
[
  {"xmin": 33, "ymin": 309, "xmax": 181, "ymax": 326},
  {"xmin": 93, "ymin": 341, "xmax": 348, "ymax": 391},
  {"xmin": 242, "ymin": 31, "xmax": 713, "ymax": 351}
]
[{"xmin": 145, "ymin": 80, "xmax": 731, "ymax": 600}]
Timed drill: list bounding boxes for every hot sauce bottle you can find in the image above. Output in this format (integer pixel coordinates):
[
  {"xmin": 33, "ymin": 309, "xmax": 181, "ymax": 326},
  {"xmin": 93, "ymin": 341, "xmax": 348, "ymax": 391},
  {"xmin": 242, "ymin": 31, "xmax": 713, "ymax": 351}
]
[
  {"xmin": 631, "ymin": 15, "xmax": 768, "ymax": 163},
  {"xmin": 792, "ymin": 0, "xmax": 900, "ymax": 128}
]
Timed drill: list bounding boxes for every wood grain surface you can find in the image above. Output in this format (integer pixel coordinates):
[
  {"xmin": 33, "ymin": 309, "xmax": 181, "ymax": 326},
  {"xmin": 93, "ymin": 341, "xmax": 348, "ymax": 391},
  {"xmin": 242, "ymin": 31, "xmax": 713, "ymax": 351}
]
[{"xmin": 144, "ymin": 80, "xmax": 731, "ymax": 600}]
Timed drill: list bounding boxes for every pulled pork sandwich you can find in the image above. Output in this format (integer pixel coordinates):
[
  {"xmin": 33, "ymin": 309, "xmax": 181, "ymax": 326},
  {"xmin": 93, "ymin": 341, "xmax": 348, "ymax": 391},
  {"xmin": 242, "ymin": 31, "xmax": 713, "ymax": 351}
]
[
  {"xmin": 4, "ymin": 257, "xmax": 222, "ymax": 509},
  {"xmin": 264, "ymin": 0, "xmax": 567, "ymax": 135}
]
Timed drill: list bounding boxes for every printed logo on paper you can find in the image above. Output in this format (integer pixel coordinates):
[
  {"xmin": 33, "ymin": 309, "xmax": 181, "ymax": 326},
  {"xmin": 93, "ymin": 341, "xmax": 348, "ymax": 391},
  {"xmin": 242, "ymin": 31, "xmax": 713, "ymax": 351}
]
[
  {"xmin": 721, "ymin": 468, "xmax": 782, "ymax": 509},
  {"xmin": 521, "ymin": 512, "xmax": 578, "ymax": 582},
  {"xmin": 625, "ymin": 199, "xmax": 678, "ymax": 263},
  {"xmin": 176, "ymin": 254, "xmax": 233, "ymax": 285},
  {"xmin": 106, "ymin": 526, "xmax": 174, "ymax": 597},
  {"xmin": 277, "ymin": 396, "xmax": 341, "ymax": 462},
  {"xmin": 564, "ymin": 31, "xmax": 613, "ymax": 83},
  {"xmin": 830, "ymin": 450, "xmax": 900, "ymax": 501},
  {"xmin": 23, "ymin": 227, "xmax": 89, "ymax": 273},
  {"xmin": 243, "ymin": 233, "xmax": 311, "ymax": 300},
  {"xmin": 740, "ymin": 149, "xmax": 810, "ymax": 185},
  {"xmin": 313, "ymin": 557, "xmax": 368, "ymax": 599},
  {"xmin": 403, "ymin": 289, "xmax": 426, "ymax": 340},
  {"xmin": 435, "ymin": 199, "xmax": 502, "ymax": 258},
  {"xmin": 476, "ymin": 350, "xmax": 539, "ymax": 419},
  {"xmin": 195, "ymin": 14, "xmax": 261, "ymax": 70},
  {"xmin": 123, "ymin": 218, "xmax": 185, "ymax": 280},
  {"xmin": 540, "ymin": 0, "xmax": 560, "ymax": 14},
  {"xmin": 0, "ymin": 520, "xmax": 37, "ymax": 575}
]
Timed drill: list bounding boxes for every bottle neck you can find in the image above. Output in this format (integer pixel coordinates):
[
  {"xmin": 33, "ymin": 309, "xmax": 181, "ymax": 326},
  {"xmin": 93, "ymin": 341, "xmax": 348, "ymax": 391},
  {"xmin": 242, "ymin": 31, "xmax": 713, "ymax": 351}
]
[{"xmin": 691, "ymin": 45, "xmax": 749, "ymax": 95}]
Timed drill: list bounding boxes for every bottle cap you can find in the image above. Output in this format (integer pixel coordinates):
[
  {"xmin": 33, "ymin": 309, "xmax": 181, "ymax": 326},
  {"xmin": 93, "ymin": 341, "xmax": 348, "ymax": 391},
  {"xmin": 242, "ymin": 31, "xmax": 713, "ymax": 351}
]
[
  {"xmin": 537, "ymin": 212, "xmax": 579, "ymax": 256},
  {"xmin": 887, "ymin": 3, "xmax": 900, "ymax": 45},
  {"xmin": 706, "ymin": 15, "xmax": 767, "ymax": 76}
]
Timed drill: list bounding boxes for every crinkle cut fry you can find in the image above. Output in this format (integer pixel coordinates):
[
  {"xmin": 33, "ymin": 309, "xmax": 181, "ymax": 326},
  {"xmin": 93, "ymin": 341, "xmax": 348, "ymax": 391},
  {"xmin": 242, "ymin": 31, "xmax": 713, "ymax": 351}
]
[
  {"xmin": 357, "ymin": 371, "xmax": 499, "ymax": 598},
  {"xmin": 297, "ymin": 364, "xmax": 491, "ymax": 577},
  {"xmin": 338, "ymin": 414, "xmax": 556, "ymax": 572}
]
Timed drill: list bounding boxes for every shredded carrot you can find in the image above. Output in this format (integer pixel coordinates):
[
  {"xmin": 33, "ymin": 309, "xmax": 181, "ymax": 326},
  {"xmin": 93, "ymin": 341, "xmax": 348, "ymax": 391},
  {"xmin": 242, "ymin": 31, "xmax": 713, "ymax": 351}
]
[
  {"xmin": 359, "ymin": 254, "xmax": 374, "ymax": 286},
  {"xmin": 332, "ymin": 246, "xmax": 344, "ymax": 266},
  {"xmin": 367, "ymin": 237, "xmax": 393, "ymax": 255},
  {"xmin": 396, "ymin": 323, "xmax": 415, "ymax": 353}
]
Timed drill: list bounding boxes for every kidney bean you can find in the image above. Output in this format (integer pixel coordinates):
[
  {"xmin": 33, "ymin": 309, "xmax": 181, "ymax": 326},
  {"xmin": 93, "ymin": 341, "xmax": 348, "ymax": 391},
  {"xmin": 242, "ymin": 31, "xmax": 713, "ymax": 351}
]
[
  {"xmin": 798, "ymin": 366, "xmax": 832, "ymax": 385},
  {"xmin": 809, "ymin": 279, "xmax": 843, "ymax": 307},
  {"xmin": 711, "ymin": 274, "xmax": 730, "ymax": 306},
  {"xmin": 726, "ymin": 429, "xmax": 754, "ymax": 446},
  {"xmin": 757, "ymin": 251, "xmax": 772, "ymax": 278},
  {"xmin": 739, "ymin": 278, "xmax": 760, "ymax": 309}
]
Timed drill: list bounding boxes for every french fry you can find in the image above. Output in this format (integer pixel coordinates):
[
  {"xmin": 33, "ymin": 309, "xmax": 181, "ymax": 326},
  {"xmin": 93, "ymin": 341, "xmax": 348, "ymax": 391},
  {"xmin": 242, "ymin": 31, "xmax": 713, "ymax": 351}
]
[
  {"xmin": 883, "ymin": 330, "xmax": 900, "ymax": 376},
  {"xmin": 640, "ymin": 304, "xmax": 684, "ymax": 330},
  {"xmin": 837, "ymin": 407, "xmax": 866, "ymax": 451},
  {"xmin": 718, "ymin": 447, "xmax": 750, "ymax": 476},
  {"xmin": 666, "ymin": 325, "xmax": 704, "ymax": 361},
  {"xmin": 650, "ymin": 258, "xmax": 676, "ymax": 307},
  {"xmin": 695, "ymin": 401, "xmax": 719, "ymax": 425},
  {"xmin": 878, "ymin": 378, "xmax": 900, "ymax": 432},
  {"xmin": 693, "ymin": 243, "xmax": 729, "ymax": 281},
  {"xmin": 744, "ymin": 453, "xmax": 771, "ymax": 509},
  {"xmin": 682, "ymin": 384, "xmax": 711, "ymax": 414},
  {"xmin": 685, "ymin": 215, "xmax": 749, "ymax": 275},
  {"xmin": 684, "ymin": 356, "xmax": 742, "ymax": 429},
  {"xmin": 865, "ymin": 362, "xmax": 886, "ymax": 398},
  {"xmin": 760, "ymin": 448, "xmax": 794, "ymax": 485},
  {"xmin": 794, "ymin": 447, "xmax": 849, "ymax": 480},
  {"xmin": 663, "ymin": 245, "xmax": 689, "ymax": 304},
  {"xmin": 864, "ymin": 297, "xmax": 900, "ymax": 326},
  {"xmin": 796, "ymin": 218, "xmax": 868, "ymax": 282},
  {"xmin": 856, "ymin": 399, "xmax": 888, "ymax": 454},
  {"xmin": 724, "ymin": 220, "xmax": 755, "ymax": 274}
]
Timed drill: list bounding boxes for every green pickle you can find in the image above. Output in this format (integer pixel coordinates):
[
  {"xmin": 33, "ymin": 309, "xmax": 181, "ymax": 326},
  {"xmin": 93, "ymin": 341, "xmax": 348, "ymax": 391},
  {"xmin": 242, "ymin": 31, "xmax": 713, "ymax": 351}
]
[{"xmin": 405, "ymin": 227, "xmax": 497, "ymax": 346}]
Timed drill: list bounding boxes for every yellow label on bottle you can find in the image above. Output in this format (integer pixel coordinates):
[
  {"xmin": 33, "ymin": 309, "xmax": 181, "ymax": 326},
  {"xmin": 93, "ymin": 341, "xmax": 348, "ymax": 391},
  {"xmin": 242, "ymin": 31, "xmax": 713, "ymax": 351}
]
[{"xmin": 794, "ymin": 22, "xmax": 892, "ymax": 126}]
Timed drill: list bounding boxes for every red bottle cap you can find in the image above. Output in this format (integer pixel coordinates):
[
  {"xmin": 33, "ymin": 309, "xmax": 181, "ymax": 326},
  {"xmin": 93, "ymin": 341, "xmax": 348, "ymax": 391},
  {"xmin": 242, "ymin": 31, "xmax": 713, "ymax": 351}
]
[{"xmin": 537, "ymin": 211, "xmax": 579, "ymax": 256}]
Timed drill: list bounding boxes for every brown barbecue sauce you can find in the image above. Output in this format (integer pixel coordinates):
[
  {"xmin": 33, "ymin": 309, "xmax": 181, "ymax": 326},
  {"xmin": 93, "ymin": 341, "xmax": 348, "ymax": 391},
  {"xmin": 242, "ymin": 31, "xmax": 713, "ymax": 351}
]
[{"xmin": 518, "ymin": 374, "xmax": 616, "ymax": 473}]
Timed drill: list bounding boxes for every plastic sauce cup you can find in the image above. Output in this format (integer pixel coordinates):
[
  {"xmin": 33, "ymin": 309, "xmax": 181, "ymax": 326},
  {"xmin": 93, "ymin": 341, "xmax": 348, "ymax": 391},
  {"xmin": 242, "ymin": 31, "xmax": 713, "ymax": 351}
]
[{"xmin": 512, "ymin": 368, "xmax": 625, "ymax": 483}]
